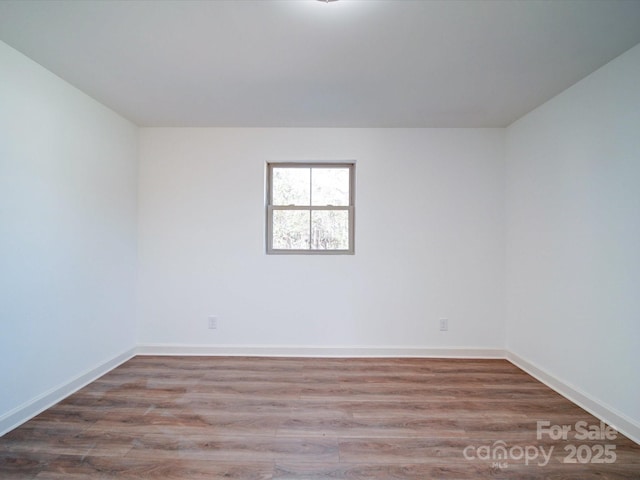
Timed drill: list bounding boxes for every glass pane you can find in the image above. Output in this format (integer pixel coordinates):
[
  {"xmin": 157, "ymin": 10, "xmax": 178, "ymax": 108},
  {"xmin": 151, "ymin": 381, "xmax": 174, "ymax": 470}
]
[
  {"xmin": 272, "ymin": 168, "xmax": 310, "ymax": 206},
  {"xmin": 312, "ymin": 168, "xmax": 350, "ymax": 206},
  {"xmin": 272, "ymin": 210, "xmax": 310, "ymax": 250},
  {"xmin": 311, "ymin": 210, "xmax": 349, "ymax": 250}
]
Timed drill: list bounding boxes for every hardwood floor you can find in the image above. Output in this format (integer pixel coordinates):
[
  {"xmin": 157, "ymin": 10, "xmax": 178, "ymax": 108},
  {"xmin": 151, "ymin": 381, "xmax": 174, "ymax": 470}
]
[{"xmin": 1, "ymin": 356, "xmax": 638, "ymax": 479}]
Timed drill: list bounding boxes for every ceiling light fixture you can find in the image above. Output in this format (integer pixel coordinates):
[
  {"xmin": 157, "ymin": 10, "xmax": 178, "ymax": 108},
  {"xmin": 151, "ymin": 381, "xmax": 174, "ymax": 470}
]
[{"xmin": 317, "ymin": 0, "xmax": 339, "ymax": 3}]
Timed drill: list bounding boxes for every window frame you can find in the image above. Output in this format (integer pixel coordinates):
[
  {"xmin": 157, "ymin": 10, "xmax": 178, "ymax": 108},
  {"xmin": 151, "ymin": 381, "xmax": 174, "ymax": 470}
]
[{"xmin": 266, "ymin": 162, "xmax": 355, "ymax": 255}]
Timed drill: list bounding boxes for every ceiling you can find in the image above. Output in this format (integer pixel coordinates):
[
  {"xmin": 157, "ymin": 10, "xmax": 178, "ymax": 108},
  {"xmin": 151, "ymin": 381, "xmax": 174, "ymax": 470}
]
[{"xmin": 1, "ymin": 0, "xmax": 640, "ymax": 128}]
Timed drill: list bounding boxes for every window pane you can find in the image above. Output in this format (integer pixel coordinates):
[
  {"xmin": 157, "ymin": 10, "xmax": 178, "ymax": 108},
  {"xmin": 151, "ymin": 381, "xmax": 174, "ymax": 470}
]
[
  {"xmin": 312, "ymin": 168, "xmax": 350, "ymax": 206},
  {"xmin": 272, "ymin": 168, "xmax": 310, "ymax": 206},
  {"xmin": 311, "ymin": 210, "xmax": 349, "ymax": 250},
  {"xmin": 272, "ymin": 210, "xmax": 310, "ymax": 249}
]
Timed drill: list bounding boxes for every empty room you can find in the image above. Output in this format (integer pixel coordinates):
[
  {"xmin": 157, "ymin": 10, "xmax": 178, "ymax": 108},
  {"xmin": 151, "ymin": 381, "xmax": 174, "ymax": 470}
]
[{"xmin": 1, "ymin": 0, "xmax": 639, "ymax": 478}]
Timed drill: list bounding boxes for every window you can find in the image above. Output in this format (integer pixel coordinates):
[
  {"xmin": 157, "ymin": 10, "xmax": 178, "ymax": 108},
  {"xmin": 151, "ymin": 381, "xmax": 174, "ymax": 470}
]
[{"xmin": 266, "ymin": 162, "xmax": 355, "ymax": 254}]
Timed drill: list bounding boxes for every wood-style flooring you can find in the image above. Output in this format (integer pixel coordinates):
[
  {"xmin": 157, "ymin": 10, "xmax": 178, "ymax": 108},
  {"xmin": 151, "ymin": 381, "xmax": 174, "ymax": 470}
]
[{"xmin": 1, "ymin": 356, "xmax": 638, "ymax": 479}]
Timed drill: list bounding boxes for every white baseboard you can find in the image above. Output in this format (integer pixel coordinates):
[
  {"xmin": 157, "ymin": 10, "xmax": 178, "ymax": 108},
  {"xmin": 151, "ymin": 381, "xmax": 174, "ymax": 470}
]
[
  {"xmin": 507, "ymin": 351, "xmax": 640, "ymax": 445},
  {"xmin": 137, "ymin": 344, "xmax": 506, "ymax": 359},
  {"xmin": 0, "ymin": 347, "xmax": 136, "ymax": 437}
]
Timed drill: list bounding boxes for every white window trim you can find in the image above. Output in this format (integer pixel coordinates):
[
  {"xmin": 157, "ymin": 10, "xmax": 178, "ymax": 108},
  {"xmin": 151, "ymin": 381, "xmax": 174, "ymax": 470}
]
[{"xmin": 266, "ymin": 162, "xmax": 355, "ymax": 255}]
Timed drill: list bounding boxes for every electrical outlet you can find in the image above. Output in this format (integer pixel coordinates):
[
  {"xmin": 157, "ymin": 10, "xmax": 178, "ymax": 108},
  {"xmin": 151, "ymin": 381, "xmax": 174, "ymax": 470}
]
[
  {"xmin": 439, "ymin": 318, "xmax": 448, "ymax": 332},
  {"xmin": 208, "ymin": 316, "xmax": 217, "ymax": 329}
]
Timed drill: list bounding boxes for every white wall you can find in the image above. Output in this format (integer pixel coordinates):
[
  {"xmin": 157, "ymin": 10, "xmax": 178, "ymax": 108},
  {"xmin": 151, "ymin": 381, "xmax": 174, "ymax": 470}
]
[
  {"xmin": 0, "ymin": 41, "xmax": 138, "ymax": 431},
  {"xmin": 505, "ymin": 44, "xmax": 640, "ymax": 432},
  {"xmin": 138, "ymin": 128, "xmax": 505, "ymax": 352}
]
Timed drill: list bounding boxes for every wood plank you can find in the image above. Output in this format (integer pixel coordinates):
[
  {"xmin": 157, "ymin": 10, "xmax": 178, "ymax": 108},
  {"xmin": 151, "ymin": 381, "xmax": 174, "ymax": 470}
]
[{"xmin": 0, "ymin": 356, "xmax": 638, "ymax": 479}]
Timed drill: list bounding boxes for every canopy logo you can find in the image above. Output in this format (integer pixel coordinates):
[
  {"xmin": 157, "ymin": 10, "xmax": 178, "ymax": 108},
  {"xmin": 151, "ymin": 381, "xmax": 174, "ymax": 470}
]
[
  {"xmin": 463, "ymin": 440, "xmax": 553, "ymax": 469},
  {"xmin": 462, "ymin": 420, "xmax": 618, "ymax": 469}
]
